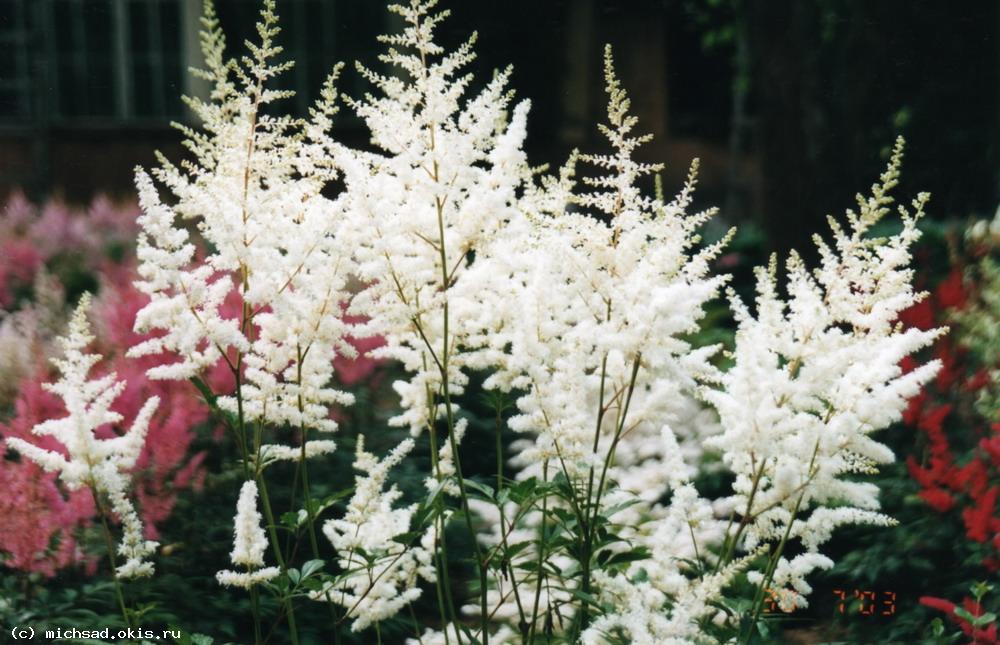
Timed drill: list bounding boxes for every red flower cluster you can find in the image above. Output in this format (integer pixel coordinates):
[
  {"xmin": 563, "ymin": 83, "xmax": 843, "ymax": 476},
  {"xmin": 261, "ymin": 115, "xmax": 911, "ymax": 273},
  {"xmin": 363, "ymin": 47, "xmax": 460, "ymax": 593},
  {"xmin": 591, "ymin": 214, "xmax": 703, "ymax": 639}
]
[
  {"xmin": 900, "ymin": 268, "xmax": 999, "ymax": 568},
  {"xmin": 920, "ymin": 595, "xmax": 998, "ymax": 644}
]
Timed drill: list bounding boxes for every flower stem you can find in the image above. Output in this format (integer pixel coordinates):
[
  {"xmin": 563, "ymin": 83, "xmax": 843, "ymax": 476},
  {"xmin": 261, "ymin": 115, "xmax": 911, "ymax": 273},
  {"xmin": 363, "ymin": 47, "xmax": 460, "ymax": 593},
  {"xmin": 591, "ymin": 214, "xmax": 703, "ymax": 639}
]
[
  {"xmin": 427, "ymin": 411, "xmax": 460, "ymax": 645},
  {"xmin": 528, "ymin": 461, "xmax": 550, "ymax": 644},
  {"xmin": 250, "ymin": 587, "xmax": 263, "ymax": 644},
  {"xmin": 91, "ymin": 487, "xmax": 131, "ymax": 630},
  {"xmin": 256, "ymin": 473, "xmax": 301, "ymax": 645}
]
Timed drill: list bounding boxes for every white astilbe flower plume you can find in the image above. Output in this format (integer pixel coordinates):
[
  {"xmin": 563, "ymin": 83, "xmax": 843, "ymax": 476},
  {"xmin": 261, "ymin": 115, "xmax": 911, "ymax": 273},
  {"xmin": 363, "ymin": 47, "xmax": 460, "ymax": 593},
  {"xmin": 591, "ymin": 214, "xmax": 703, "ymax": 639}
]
[
  {"xmin": 4, "ymin": 294, "xmax": 159, "ymax": 579},
  {"xmin": 216, "ymin": 480, "xmax": 280, "ymax": 589},
  {"xmin": 130, "ymin": 0, "xmax": 355, "ymax": 454},
  {"xmin": 476, "ymin": 45, "xmax": 730, "ymax": 476},
  {"xmin": 332, "ymin": 0, "xmax": 537, "ymax": 435},
  {"xmin": 704, "ymin": 137, "xmax": 943, "ymax": 604},
  {"xmin": 230, "ymin": 480, "xmax": 268, "ymax": 567},
  {"xmin": 457, "ymin": 45, "xmax": 731, "ymax": 637},
  {"xmin": 311, "ymin": 436, "xmax": 435, "ymax": 631},
  {"xmin": 254, "ymin": 440, "xmax": 338, "ymax": 469}
]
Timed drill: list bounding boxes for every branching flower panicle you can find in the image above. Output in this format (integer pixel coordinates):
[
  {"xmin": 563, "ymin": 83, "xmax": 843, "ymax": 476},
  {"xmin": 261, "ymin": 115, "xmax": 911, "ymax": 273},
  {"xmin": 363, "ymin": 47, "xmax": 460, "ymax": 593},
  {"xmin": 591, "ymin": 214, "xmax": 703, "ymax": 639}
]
[
  {"xmin": 4, "ymin": 295, "xmax": 159, "ymax": 579},
  {"xmin": 5, "ymin": 1, "xmax": 950, "ymax": 641},
  {"xmin": 335, "ymin": 0, "xmax": 536, "ymax": 436},
  {"xmin": 704, "ymin": 138, "xmax": 943, "ymax": 610},
  {"xmin": 461, "ymin": 44, "xmax": 732, "ymax": 637},
  {"xmin": 131, "ymin": 0, "xmax": 355, "ymax": 463},
  {"xmin": 312, "ymin": 436, "xmax": 435, "ymax": 632}
]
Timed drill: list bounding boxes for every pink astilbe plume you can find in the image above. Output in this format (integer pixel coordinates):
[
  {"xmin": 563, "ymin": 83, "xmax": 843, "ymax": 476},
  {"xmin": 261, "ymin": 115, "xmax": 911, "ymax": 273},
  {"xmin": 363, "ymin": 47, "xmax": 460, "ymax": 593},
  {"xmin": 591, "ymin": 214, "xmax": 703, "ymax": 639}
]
[
  {"xmin": 26, "ymin": 196, "xmax": 139, "ymax": 263},
  {"xmin": 0, "ymin": 374, "xmax": 95, "ymax": 576},
  {"xmin": 1, "ymin": 194, "xmax": 233, "ymax": 572},
  {"xmin": 0, "ymin": 459, "xmax": 95, "ymax": 576},
  {"xmin": 0, "ymin": 240, "xmax": 42, "ymax": 307},
  {"xmin": 0, "ymin": 193, "xmax": 140, "ymax": 308}
]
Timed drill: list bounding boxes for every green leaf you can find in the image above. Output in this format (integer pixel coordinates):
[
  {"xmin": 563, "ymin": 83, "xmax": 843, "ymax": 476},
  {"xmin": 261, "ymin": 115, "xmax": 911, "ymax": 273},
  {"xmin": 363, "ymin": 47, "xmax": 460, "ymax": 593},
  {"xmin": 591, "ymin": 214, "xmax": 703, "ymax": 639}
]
[
  {"xmin": 392, "ymin": 530, "xmax": 420, "ymax": 546},
  {"xmin": 599, "ymin": 547, "xmax": 651, "ymax": 569},
  {"xmin": 188, "ymin": 377, "xmax": 239, "ymax": 428},
  {"xmin": 971, "ymin": 581, "xmax": 994, "ymax": 601},
  {"xmin": 973, "ymin": 613, "xmax": 996, "ymax": 627},
  {"xmin": 308, "ymin": 490, "xmax": 351, "ymax": 518},
  {"xmin": 501, "ymin": 540, "xmax": 532, "ymax": 561},
  {"xmin": 412, "ymin": 480, "xmax": 448, "ymax": 529},
  {"xmin": 300, "ymin": 578, "xmax": 323, "ymax": 593},
  {"xmin": 464, "ymin": 479, "xmax": 496, "ymax": 501},
  {"xmin": 189, "ymin": 376, "xmax": 218, "ymax": 405},
  {"xmin": 509, "ymin": 477, "xmax": 538, "ymax": 499},
  {"xmin": 598, "ymin": 498, "xmax": 642, "ymax": 519},
  {"xmin": 301, "ymin": 559, "xmax": 325, "ymax": 579},
  {"xmin": 570, "ymin": 588, "xmax": 602, "ymax": 607},
  {"xmin": 279, "ymin": 511, "xmax": 301, "ymax": 531}
]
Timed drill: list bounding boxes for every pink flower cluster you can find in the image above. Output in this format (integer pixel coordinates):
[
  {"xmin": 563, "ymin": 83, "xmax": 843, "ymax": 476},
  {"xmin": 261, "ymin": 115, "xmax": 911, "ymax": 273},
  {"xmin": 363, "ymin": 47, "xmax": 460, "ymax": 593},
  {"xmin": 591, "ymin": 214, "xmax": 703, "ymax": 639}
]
[
  {"xmin": 0, "ymin": 195, "xmax": 224, "ymax": 576},
  {"xmin": 0, "ymin": 193, "xmax": 138, "ymax": 308},
  {"xmin": 0, "ymin": 375, "xmax": 95, "ymax": 575}
]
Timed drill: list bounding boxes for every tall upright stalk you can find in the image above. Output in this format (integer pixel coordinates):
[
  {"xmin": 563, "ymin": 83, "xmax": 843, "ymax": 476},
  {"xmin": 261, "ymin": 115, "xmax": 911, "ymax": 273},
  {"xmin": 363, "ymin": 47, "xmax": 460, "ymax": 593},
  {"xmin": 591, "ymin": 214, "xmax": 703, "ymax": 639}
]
[
  {"xmin": 91, "ymin": 489, "xmax": 131, "ymax": 630},
  {"xmin": 528, "ymin": 462, "xmax": 550, "ymax": 644},
  {"xmin": 421, "ymin": 103, "xmax": 491, "ymax": 639},
  {"xmin": 254, "ymin": 469, "xmax": 300, "ymax": 645},
  {"xmin": 226, "ymin": 331, "xmax": 300, "ymax": 645}
]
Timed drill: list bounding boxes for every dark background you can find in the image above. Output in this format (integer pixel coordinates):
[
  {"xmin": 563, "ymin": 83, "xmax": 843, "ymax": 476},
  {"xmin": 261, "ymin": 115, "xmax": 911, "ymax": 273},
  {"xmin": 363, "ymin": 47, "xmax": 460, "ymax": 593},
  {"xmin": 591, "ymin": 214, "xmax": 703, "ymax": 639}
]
[{"xmin": 0, "ymin": 0, "xmax": 997, "ymax": 255}]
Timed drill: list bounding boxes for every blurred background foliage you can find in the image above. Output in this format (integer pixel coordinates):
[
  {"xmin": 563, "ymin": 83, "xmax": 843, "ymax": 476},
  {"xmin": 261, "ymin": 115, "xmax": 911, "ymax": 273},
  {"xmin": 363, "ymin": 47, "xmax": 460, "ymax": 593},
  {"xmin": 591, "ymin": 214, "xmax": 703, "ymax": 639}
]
[{"xmin": 0, "ymin": 0, "xmax": 996, "ymax": 252}]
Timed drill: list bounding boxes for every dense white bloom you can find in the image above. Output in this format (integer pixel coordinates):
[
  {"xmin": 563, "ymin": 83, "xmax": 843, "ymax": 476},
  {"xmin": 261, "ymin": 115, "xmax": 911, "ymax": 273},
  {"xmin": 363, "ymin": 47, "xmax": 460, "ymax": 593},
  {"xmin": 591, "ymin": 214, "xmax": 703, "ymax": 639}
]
[
  {"xmin": 453, "ymin": 45, "xmax": 732, "ymax": 639},
  {"xmin": 255, "ymin": 440, "xmax": 338, "ymax": 468},
  {"xmin": 334, "ymin": 0, "xmax": 537, "ymax": 435},
  {"xmin": 230, "ymin": 480, "xmax": 269, "ymax": 567},
  {"xmin": 475, "ymin": 45, "xmax": 729, "ymax": 477},
  {"xmin": 747, "ymin": 552, "xmax": 834, "ymax": 612},
  {"xmin": 312, "ymin": 436, "xmax": 434, "ymax": 631},
  {"xmin": 104, "ymin": 468, "xmax": 158, "ymax": 579},
  {"xmin": 216, "ymin": 567, "xmax": 281, "ymax": 589},
  {"xmin": 216, "ymin": 480, "xmax": 279, "ymax": 589},
  {"xmin": 704, "ymin": 138, "xmax": 943, "ymax": 603},
  {"xmin": 79, "ymin": 0, "xmax": 947, "ymax": 637},
  {"xmin": 4, "ymin": 294, "xmax": 159, "ymax": 578},
  {"xmin": 582, "ymin": 553, "xmax": 756, "ymax": 644},
  {"xmin": 130, "ymin": 0, "xmax": 354, "ymax": 454},
  {"xmin": 610, "ymin": 398, "xmax": 723, "ymax": 508}
]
